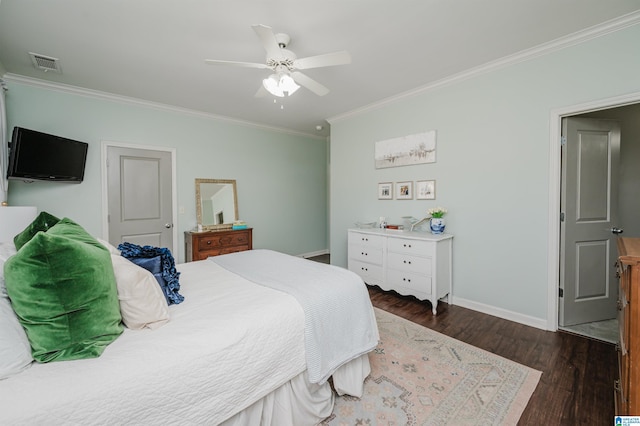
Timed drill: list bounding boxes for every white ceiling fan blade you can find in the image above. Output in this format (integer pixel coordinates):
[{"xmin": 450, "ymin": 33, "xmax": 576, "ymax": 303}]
[
  {"xmin": 291, "ymin": 71, "xmax": 329, "ymax": 96},
  {"xmin": 293, "ymin": 51, "xmax": 351, "ymax": 70},
  {"xmin": 205, "ymin": 59, "xmax": 269, "ymax": 69},
  {"xmin": 251, "ymin": 24, "xmax": 282, "ymax": 59}
]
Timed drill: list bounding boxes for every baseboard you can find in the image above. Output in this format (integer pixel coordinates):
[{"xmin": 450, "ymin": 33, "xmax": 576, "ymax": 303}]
[
  {"xmin": 451, "ymin": 296, "xmax": 549, "ymax": 331},
  {"xmin": 298, "ymin": 249, "xmax": 330, "ymax": 259}
]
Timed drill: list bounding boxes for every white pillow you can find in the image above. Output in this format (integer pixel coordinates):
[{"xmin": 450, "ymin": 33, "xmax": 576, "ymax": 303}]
[
  {"xmin": 110, "ymin": 254, "xmax": 170, "ymax": 330},
  {"xmin": 0, "ymin": 241, "xmax": 16, "ymax": 259},
  {"xmin": 0, "ymin": 242, "xmax": 33, "ymax": 379},
  {"xmin": 0, "ymin": 242, "xmax": 18, "ymax": 297},
  {"xmin": 98, "ymin": 238, "xmax": 121, "ymax": 255},
  {"xmin": 0, "ymin": 297, "xmax": 33, "ymax": 379}
]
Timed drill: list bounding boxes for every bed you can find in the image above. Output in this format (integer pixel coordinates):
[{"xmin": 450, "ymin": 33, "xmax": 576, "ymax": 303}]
[{"xmin": 0, "ymin": 209, "xmax": 379, "ymax": 425}]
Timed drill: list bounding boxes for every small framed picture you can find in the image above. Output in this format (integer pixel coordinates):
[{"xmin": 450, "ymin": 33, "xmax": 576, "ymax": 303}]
[
  {"xmin": 378, "ymin": 182, "xmax": 393, "ymax": 200},
  {"xmin": 416, "ymin": 180, "xmax": 436, "ymax": 200},
  {"xmin": 395, "ymin": 181, "xmax": 413, "ymax": 200}
]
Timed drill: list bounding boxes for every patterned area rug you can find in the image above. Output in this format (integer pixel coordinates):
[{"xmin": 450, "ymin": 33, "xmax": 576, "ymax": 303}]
[{"xmin": 322, "ymin": 308, "xmax": 541, "ymax": 426}]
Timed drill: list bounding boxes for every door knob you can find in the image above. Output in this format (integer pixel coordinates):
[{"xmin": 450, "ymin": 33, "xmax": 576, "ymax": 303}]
[
  {"xmin": 611, "ymin": 227, "xmax": 624, "ymax": 235},
  {"xmin": 165, "ymin": 223, "xmax": 173, "ymax": 229}
]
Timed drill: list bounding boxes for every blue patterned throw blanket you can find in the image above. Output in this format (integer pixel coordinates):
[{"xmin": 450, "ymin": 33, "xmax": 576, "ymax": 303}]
[{"xmin": 118, "ymin": 242, "xmax": 184, "ymax": 305}]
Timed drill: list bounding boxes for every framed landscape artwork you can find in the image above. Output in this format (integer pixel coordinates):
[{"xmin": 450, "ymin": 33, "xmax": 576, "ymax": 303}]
[{"xmin": 374, "ymin": 130, "xmax": 436, "ymax": 169}]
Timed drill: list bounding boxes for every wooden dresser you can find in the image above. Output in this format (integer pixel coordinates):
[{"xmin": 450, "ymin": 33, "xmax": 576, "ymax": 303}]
[
  {"xmin": 616, "ymin": 237, "xmax": 640, "ymax": 415},
  {"xmin": 184, "ymin": 228, "xmax": 252, "ymax": 262},
  {"xmin": 347, "ymin": 228, "xmax": 452, "ymax": 315}
]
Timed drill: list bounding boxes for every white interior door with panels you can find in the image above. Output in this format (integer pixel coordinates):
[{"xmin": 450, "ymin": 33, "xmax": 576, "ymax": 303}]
[
  {"xmin": 559, "ymin": 117, "xmax": 621, "ymax": 326},
  {"xmin": 103, "ymin": 143, "xmax": 177, "ymax": 254}
]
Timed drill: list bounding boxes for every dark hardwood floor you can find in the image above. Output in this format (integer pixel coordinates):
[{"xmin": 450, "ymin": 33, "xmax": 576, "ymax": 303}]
[
  {"xmin": 308, "ymin": 253, "xmax": 616, "ymax": 424},
  {"xmin": 367, "ymin": 285, "xmax": 616, "ymax": 425}
]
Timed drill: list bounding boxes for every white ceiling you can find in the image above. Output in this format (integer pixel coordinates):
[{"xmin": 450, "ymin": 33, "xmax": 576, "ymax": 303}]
[{"xmin": 1, "ymin": 1, "xmax": 639, "ymax": 137}]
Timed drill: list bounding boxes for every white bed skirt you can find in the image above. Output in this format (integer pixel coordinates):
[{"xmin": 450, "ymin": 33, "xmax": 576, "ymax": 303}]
[{"xmin": 221, "ymin": 353, "xmax": 371, "ymax": 426}]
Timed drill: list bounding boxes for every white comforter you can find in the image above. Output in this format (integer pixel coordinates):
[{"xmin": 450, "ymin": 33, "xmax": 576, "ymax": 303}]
[
  {"xmin": 212, "ymin": 249, "xmax": 379, "ymax": 384},
  {"xmin": 0, "ymin": 260, "xmax": 307, "ymax": 425}
]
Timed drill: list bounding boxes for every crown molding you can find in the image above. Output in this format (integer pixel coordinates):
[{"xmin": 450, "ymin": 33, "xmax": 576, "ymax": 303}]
[
  {"xmin": 328, "ymin": 10, "xmax": 640, "ymax": 125},
  {"xmin": 2, "ymin": 73, "xmax": 323, "ymax": 140}
]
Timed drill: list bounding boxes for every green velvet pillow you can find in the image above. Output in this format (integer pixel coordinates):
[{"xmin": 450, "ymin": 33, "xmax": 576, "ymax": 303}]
[
  {"xmin": 13, "ymin": 211, "xmax": 60, "ymax": 251},
  {"xmin": 4, "ymin": 218, "xmax": 123, "ymax": 363}
]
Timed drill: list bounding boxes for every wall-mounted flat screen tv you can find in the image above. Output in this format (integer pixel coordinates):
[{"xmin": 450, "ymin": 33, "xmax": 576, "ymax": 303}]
[{"xmin": 7, "ymin": 127, "xmax": 88, "ymax": 183}]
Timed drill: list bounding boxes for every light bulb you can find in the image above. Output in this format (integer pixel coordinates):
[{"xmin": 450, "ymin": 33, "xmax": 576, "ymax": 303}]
[
  {"xmin": 279, "ymin": 74, "xmax": 300, "ymax": 96},
  {"xmin": 263, "ymin": 74, "xmax": 284, "ymax": 97}
]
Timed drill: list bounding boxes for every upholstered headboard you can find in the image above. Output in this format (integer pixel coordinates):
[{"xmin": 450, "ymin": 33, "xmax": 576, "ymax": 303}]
[{"xmin": 0, "ymin": 206, "xmax": 38, "ymax": 242}]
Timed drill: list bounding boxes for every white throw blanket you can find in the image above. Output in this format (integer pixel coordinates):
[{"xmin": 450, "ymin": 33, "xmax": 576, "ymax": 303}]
[{"xmin": 212, "ymin": 249, "xmax": 379, "ymax": 384}]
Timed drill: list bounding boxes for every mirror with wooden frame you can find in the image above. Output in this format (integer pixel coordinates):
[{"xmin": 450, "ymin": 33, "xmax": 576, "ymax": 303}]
[{"xmin": 195, "ymin": 178, "xmax": 238, "ymax": 231}]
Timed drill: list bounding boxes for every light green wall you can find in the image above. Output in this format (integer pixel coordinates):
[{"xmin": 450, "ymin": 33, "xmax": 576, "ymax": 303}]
[
  {"xmin": 5, "ymin": 82, "xmax": 328, "ymax": 262},
  {"xmin": 329, "ymin": 24, "xmax": 640, "ymax": 322}
]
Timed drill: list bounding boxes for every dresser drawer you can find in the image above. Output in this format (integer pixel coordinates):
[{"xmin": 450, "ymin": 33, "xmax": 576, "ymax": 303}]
[
  {"xmin": 387, "ymin": 237, "xmax": 434, "ymax": 256},
  {"xmin": 194, "ymin": 245, "xmax": 249, "ymax": 261},
  {"xmin": 348, "ymin": 231, "xmax": 384, "ymax": 249},
  {"xmin": 386, "ymin": 269, "xmax": 432, "ymax": 298},
  {"xmin": 387, "ymin": 252, "xmax": 431, "ymax": 275},
  {"xmin": 197, "ymin": 232, "xmax": 250, "ymax": 250},
  {"xmin": 348, "ymin": 259, "xmax": 384, "ymax": 286},
  {"xmin": 349, "ymin": 244, "xmax": 383, "ymax": 265}
]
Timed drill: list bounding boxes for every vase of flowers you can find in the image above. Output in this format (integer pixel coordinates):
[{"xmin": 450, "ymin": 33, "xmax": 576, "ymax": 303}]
[{"xmin": 428, "ymin": 207, "xmax": 447, "ymax": 234}]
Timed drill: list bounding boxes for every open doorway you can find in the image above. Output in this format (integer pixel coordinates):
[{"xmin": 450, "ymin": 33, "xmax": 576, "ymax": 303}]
[{"xmin": 558, "ymin": 103, "xmax": 640, "ymax": 342}]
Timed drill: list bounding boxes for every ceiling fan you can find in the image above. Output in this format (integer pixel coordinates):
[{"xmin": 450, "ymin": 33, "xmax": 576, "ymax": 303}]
[{"xmin": 205, "ymin": 24, "xmax": 351, "ymax": 97}]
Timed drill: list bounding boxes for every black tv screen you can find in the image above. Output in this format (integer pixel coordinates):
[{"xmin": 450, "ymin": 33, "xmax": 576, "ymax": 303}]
[{"xmin": 7, "ymin": 127, "xmax": 88, "ymax": 183}]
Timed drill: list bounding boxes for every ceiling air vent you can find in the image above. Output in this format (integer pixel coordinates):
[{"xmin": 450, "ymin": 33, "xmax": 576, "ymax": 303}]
[{"xmin": 28, "ymin": 52, "xmax": 62, "ymax": 73}]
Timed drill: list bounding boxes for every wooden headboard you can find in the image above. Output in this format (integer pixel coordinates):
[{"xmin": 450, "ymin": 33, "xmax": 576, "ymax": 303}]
[{"xmin": 0, "ymin": 206, "xmax": 37, "ymax": 242}]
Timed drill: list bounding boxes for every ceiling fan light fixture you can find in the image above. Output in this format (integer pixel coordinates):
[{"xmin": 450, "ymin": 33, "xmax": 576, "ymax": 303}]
[
  {"xmin": 263, "ymin": 74, "xmax": 284, "ymax": 97},
  {"xmin": 279, "ymin": 74, "xmax": 300, "ymax": 95},
  {"xmin": 263, "ymin": 72, "xmax": 300, "ymax": 97}
]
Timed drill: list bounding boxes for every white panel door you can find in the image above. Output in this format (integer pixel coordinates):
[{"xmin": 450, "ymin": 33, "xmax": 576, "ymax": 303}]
[
  {"xmin": 559, "ymin": 117, "xmax": 621, "ymax": 326},
  {"xmin": 107, "ymin": 146, "xmax": 173, "ymax": 249}
]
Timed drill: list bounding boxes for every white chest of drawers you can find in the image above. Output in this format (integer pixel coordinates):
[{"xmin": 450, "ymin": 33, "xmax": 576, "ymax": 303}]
[{"xmin": 348, "ymin": 229, "xmax": 453, "ymax": 315}]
